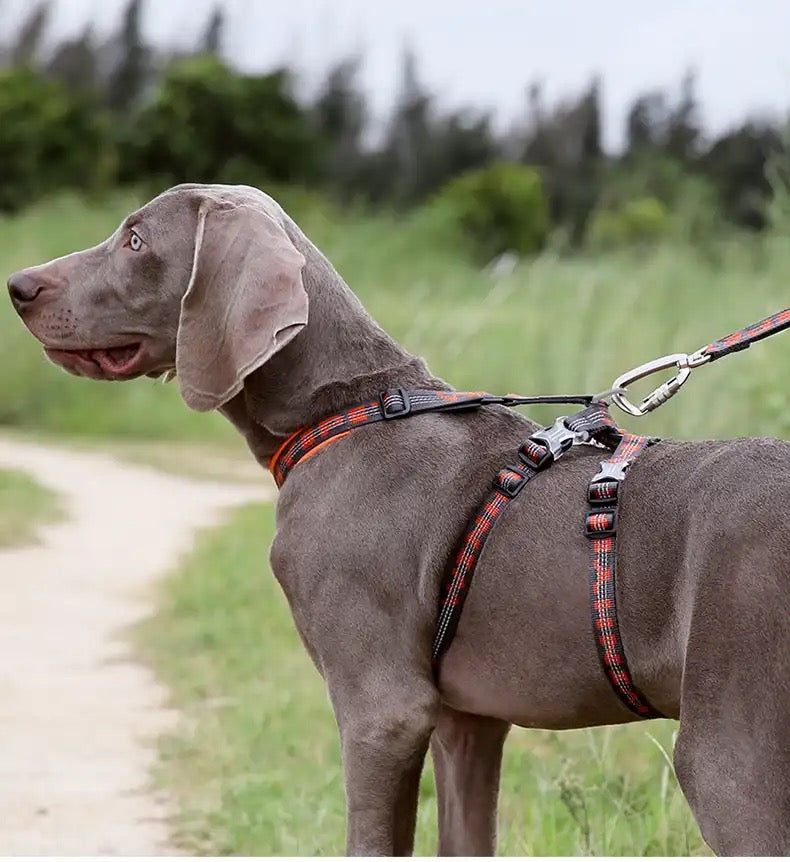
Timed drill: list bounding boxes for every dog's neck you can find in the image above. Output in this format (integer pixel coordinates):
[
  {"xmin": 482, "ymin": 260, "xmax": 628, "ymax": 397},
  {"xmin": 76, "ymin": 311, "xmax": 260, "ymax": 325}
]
[{"xmin": 219, "ymin": 223, "xmax": 447, "ymax": 467}]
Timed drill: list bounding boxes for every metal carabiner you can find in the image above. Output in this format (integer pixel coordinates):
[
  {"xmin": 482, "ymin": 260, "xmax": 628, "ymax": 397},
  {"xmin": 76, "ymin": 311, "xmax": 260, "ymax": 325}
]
[{"xmin": 609, "ymin": 353, "xmax": 695, "ymax": 417}]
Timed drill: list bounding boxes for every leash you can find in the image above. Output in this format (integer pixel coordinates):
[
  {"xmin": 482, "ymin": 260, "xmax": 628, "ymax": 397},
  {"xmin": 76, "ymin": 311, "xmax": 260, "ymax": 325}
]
[
  {"xmin": 605, "ymin": 307, "xmax": 790, "ymax": 417},
  {"xmin": 270, "ymin": 305, "xmax": 790, "ymax": 720}
]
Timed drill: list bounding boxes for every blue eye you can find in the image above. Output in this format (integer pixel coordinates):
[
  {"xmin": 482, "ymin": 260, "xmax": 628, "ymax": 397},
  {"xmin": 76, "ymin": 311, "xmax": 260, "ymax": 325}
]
[{"xmin": 129, "ymin": 231, "xmax": 143, "ymax": 251}]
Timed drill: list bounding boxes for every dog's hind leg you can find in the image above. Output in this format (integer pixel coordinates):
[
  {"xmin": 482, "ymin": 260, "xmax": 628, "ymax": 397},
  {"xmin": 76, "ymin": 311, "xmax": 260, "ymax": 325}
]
[{"xmin": 431, "ymin": 705, "xmax": 511, "ymax": 856}]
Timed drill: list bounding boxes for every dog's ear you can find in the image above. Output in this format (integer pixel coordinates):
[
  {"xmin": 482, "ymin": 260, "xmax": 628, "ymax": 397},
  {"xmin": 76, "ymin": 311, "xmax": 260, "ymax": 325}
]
[{"xmin": 176, "ymin": 198, "xmax": 308, "ymax": 411}]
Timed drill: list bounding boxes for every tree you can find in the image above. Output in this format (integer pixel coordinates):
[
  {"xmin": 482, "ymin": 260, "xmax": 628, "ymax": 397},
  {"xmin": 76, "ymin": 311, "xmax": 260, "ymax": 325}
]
[
  {"xmin": 701, "ymin": 121, "xmax": 782, "ymax": 228},
  {"xmin": 625, "ymin": 91, "xmax": 667, "ymax": 154},
  {"xmin": 312, "ymin": 56, "xmax": 366, "ymax": 194},
  {"xmin": 47, "ymin": 26, "xmax": 98, "ymax": 93},
  {"xmin": 106, "ymin": 0, "xmax": 150, "ymax": 112},
  {"xmin": 520, "ymin": 78, "xmax": 604, "ymax": 242},
  {"xmin": 200, "ymin": 4, "xmax": 224, "ymax": 55},
  {"xmin": 384, "ymin": 46, "xmax": 436, "ymax": 203},
  {"xmin": 11, "ymin": 2, "xmax": 50, "ymax": 66},
  {"xmin": 120, "ymin": 56, "xmax": 319, "ymax": 186},
  {"xmin": 664, "ymin": 69, "xmax": 702, "ymax": 164},
  {"xmin": 625, "ymin": 71, "xmax": 701, "ymax": 165}
]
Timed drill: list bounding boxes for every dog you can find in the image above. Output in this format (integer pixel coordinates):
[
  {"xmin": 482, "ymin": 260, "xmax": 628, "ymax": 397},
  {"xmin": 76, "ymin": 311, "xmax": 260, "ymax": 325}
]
[{"xmin": 7, "ymin": 184, "xmax": 790, "ymax": 855}]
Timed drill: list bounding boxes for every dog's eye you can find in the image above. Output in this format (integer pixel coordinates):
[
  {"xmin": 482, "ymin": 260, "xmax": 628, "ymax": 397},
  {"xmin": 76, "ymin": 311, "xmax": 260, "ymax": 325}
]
[{"xmin": 128, "ymin": 230, "xmax": 144, "ymax": 252}]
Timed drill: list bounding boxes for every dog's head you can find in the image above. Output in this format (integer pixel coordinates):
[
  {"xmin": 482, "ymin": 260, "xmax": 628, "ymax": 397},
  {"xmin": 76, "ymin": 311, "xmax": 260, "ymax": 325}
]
[{"xmin": 6, "ymin": 184, "xmax": 309, "ymax": 411}]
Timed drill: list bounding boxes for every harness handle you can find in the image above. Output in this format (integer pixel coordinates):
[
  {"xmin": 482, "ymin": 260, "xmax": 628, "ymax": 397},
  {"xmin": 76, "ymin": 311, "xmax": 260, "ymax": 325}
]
[{"xmin": 607, "ymin": 306, "xmax": 790, "ymax": 417}]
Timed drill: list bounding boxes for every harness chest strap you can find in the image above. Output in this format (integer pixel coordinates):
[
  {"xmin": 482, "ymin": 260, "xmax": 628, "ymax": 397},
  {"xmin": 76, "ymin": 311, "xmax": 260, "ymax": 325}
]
[{"xmin": 270, "ymin": 390, "xmax": 663, "ymax": 719}]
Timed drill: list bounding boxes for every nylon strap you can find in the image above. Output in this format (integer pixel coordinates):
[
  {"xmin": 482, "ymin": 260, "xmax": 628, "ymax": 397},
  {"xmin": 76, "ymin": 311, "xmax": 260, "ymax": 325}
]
[
  {"xmin": 270, "ymin": 391, "xmax": 663, "ymax": 719},
  {"xmin": 270, "ymin": 388, "xmax": 594, "ymax": 487},
  {"xmin": 585, "ymin": 431, "xmax": 664, "ymax": 718},
  {"xmin": 432, "ymin": 436, "xmax": 556, "ymax": 663},
  {"xmin": 703, "ymin": 307, "xmax": 790, "ymax": 362}
]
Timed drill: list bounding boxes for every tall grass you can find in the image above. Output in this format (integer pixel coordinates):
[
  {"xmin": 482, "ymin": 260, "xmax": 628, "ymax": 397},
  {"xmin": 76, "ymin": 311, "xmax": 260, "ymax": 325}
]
[{"xmin": 1, "ymin": 189, "xmax": 789, "ymax": 444}]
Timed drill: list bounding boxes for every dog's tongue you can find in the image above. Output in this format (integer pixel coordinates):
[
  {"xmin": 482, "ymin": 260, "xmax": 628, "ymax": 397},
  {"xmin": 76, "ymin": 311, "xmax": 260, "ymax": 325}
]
[{"xmin": 92, "ymin": 344, "xmax": 139, "ymax": 373}]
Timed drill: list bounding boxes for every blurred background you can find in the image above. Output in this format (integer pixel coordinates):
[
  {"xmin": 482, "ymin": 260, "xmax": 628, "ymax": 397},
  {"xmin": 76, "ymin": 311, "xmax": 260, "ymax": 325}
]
[
  {"xmin": 2, "ymin": 3, "xmax": 788, "ymax": 854},
  {"xmin": 1, "ymin": 0, "xmax": 790, "ymax": 444}
]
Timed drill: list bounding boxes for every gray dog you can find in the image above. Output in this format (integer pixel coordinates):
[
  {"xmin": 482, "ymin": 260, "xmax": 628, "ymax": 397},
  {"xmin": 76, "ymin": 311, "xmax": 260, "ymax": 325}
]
[{"xmin": 7, "ymin": 184, "xmax": 790, "ymax": 856}]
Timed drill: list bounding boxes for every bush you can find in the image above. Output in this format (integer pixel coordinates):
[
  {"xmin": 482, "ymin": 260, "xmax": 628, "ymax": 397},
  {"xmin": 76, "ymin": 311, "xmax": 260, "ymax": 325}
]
[
  {"xmin": 586, "ymin": 196, "xmax": 671, "ymax": 249},
  {"xmin": 597, "ymin": 153, "xmax": 720, "ymax": 243},
  {"xmin": 119, "ymin": 56, "xmax": 321, "ymax": 187},
  {"xmin": 430, "ymin": 162, "xmax": 549, "ymax": 261},
  {"xmin": 0, "ymin": 67, "xmax": 110, "ymax": 212}
]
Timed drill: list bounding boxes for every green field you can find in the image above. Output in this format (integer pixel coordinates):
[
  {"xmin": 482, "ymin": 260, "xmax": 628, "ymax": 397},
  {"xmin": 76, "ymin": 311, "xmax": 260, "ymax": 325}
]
[
  {"xmin": 2, "ymin": 190, "xmax": 789, "ymax": 444},
  {"xmin": 3, "ymin": 189, "xmax": 788, "ymax": 854},
  {"xmin": 0, "ymin": 468, "xmax": 62, "ymax": 547}
]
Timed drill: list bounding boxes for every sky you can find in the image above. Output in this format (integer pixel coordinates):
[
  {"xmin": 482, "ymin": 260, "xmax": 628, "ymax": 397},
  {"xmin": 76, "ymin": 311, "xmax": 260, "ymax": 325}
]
[{"xmin": 8, "ymin": 0, "xmax": 790, "ymax": 150}]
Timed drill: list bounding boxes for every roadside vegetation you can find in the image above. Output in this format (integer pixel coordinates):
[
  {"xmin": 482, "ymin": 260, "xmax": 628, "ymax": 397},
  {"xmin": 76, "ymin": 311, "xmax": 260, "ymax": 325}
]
[{"xmin": 0, "ymin": 468, "xmax": 62, "ymax": 547}]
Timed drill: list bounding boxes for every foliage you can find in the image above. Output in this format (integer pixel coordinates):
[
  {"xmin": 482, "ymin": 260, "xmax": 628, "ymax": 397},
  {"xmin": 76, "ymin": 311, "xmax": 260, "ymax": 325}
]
[
  {"xmin": 119, "ymin": 56, "xmax": 319, "ymax": 187},
  {"xmin": 431, "ymin": 162, "xmax": 549, "ymax": 260},
  {"xmin": 587, "ymin": 196, "xmax": 672, "ymax": 249},
  {"xmin": 0, "ymin": 2, "xmax": 787, "ymax": 246},
  {"xmin": 0, "ymin": 67, "xmax": 109, "ymax": 211},
  {"xmin": 593, "ymin": 153, "xmax": 721, "ymax": 245},
  {"xmin": 0, "ymin": 468, "xmax": 63, "ymax": 547}
]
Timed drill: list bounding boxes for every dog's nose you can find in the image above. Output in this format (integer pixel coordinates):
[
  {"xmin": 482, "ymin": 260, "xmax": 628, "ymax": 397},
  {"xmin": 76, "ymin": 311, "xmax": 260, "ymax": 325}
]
[{"xmin": 7, "ymin": 271, "xmax": 45, "ymax": 312}]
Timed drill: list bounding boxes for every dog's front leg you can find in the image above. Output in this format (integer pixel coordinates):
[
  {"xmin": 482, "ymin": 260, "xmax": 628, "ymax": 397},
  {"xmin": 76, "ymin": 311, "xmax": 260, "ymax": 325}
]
[
  {"xmin": 334, "ymin": 678, "xmax": 439, "ymax": 856},
  {"xmin": 431, "ymin": 705, "xmax": 510, "ymax": 856}
]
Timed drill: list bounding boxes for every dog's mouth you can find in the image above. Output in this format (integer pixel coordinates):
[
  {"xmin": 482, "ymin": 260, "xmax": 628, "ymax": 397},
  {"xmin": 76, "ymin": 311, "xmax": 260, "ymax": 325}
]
[{"xmin": 45, "ymin": 342, "xmax": 148, "ymax": 379}]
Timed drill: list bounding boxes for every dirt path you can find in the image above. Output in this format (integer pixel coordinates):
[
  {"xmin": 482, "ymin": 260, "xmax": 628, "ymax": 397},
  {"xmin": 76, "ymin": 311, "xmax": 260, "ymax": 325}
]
[{"xmin": 0, "ymin": 438, "xmax": 272, "ymax": 855}]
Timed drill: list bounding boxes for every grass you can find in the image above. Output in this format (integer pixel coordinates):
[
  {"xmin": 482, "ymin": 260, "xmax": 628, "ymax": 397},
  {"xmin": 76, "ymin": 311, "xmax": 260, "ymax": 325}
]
[
  {"xmin": 0, "ymin": 467, "xmax": 63, "ymax": 547},
  {"xmin": 1, "ymin": 189, "xmax": 790, "ymax": 445},
  {"xmin": 140, "ymin": 502, "xmax": 708, "ymax": 856}
]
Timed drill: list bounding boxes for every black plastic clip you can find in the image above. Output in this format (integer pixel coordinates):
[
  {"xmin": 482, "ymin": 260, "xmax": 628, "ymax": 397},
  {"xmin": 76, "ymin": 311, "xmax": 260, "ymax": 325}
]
[
  {"xmin": 493, "ymin": 464, "xmax": 531, "ymax": 498},
  {"xmin": 528, "ymin": 418, "xmax": 577, "ymax": 466},
  {"xmin": 585, "ymin": 508, "xmax": 617, "ymax": 538},
  {"xmin": 379, "ymin": 388, "xmax": 411, "ymax": 419}
]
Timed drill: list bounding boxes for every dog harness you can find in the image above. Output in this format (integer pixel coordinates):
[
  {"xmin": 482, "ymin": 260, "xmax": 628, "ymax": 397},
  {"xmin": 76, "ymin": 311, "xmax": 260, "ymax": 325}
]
[
  {"xmin": 269, "ymin": 306, "xmax": 790, "ymax": 720},
  {"xmin": 270, "ymin": 389, "xmax": 662, "ymax": 718}
]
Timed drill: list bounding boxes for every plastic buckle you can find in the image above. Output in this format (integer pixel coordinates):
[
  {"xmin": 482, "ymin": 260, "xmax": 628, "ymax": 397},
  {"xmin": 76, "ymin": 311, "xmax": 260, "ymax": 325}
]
[
  {"xmin": 587, "ymin": 480, "xmax": 619, "ymax": 505},
  {"xmin": 379, "ymin": 388, "xmax": 411, "ymax": 419},
  {"xmin": 585, "ymin": 508, "xmax": 617, "ymax": 538},
  {"xmin": 493, "ymin": 464, "xmax": 530, "ymax": 498},
  {"xmin": 589, "ymin": 460, "xmax": 628, "ymax": 485},
  {"xmin": 529, "ymin": 418, "xmax": 577, "ymax": 465},
  {"xmin": 519, "ymin": 440, "xmax": 552, "ymax": 470}
]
